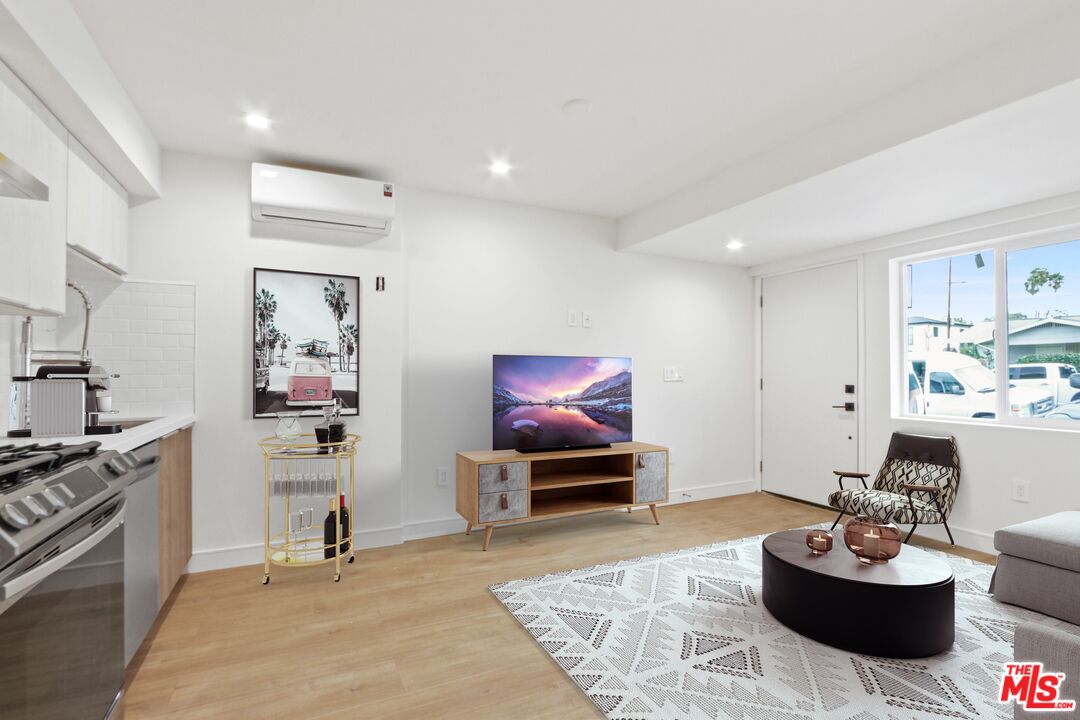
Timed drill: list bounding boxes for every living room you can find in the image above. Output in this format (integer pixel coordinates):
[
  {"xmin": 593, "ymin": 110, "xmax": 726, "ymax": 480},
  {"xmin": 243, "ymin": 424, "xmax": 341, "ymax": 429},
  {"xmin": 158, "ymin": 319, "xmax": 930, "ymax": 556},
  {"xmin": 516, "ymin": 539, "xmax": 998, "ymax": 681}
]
[{"xmin": 0, "ymin": 2, "xmax": 1078, "ymax": 718}]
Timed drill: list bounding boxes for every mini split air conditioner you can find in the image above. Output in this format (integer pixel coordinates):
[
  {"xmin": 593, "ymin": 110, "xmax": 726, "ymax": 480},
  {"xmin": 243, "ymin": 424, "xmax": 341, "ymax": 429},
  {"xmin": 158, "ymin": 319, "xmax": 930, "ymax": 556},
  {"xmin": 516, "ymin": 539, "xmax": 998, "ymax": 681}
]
[{"xmin": 251, "ymin": 163, "xmax": 394, "ymax": 235}]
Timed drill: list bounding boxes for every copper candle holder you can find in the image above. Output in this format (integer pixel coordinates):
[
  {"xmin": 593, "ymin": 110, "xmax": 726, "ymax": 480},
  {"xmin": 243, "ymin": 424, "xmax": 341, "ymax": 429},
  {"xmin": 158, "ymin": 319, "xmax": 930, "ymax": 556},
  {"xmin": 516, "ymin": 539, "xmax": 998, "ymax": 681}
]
[
  {"xmin": 843, "ymin": 516, "xmax": 902, "ymax": 564},
  {"xmin": 805, "ymin": 529, "xmax": 833, "ymax": 555}
]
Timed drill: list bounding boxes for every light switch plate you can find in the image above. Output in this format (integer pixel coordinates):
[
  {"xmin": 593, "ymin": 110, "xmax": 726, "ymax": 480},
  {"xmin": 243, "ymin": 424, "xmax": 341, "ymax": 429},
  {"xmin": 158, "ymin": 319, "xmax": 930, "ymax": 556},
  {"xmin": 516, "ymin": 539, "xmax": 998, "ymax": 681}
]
[
  {"xmin": 436, "ymin": 467, "xmax": 448, "ymax": 487},
  {"xmin": 567, "ymin": 309, "xmax": 578, "ymax": 327},
  {"xmin": 582, "ymin": 312, "xmax": 592, "ymax": 328},
  {"xmin": 663, "ymin": 366, "xmax": 684, "ymax": 382}
]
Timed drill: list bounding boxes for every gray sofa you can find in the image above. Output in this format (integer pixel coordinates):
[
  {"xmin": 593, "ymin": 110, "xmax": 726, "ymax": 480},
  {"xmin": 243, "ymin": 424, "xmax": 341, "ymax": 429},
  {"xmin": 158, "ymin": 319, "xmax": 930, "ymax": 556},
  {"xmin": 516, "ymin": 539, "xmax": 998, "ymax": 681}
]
[
  {"xmin": 992, "ymin": 511, "xmax": 1080, "ymax": 625},
  {"xmin": 993, "ymin": 512, "xmax": 1080, "ymax": 719},
  {"xmin": 1013, "ymin": 622, "xmax": 1080, "ymax": 719}
]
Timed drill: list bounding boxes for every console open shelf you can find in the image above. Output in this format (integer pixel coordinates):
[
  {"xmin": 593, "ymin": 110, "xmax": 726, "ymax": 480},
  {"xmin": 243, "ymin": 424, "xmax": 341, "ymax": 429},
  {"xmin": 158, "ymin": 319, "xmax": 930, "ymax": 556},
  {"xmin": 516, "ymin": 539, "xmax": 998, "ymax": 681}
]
[{"xmin": 456, "ymin": 441, "xmax": 669, "ymax": 550}]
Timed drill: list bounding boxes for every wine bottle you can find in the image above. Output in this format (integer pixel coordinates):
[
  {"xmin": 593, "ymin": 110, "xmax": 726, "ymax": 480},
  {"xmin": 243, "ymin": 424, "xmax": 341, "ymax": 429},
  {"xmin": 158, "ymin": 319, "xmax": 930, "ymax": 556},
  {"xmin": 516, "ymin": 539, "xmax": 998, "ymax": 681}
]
[
  {"xmin": 339, "ymin": 494, "xmax": 350, "ymax": 554},
  {"xmin": 323, "ymin": 497, "xmax": 337, "ymax": 559}
]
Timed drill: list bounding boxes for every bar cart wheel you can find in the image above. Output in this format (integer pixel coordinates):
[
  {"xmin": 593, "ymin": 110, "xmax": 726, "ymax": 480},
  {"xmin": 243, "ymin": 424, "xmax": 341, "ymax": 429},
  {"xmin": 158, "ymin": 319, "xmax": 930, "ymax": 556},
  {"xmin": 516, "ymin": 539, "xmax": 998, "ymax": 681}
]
[
  {"xmin": 334, "ymin": 573, "xmax": 341, "ymax": 582},
  {"xmin": 262, "ymin": 575, "xmax": 270, "ymax": 585},
  {"xmin": 348, "ymin": 555, "xmax": 355, "ymax": 564}
]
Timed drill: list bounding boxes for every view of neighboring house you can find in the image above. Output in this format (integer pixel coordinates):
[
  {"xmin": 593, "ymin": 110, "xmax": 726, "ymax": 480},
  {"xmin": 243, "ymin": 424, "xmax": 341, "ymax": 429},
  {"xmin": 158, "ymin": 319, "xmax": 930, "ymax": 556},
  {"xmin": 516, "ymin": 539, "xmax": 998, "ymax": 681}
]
[
  {"xmin": 959, "ymin": 316, "xmax": 1080, "ymax": 363},
  {"xmin": 907, "ymin": 316, "xmax": 972, "ymax": 353}
]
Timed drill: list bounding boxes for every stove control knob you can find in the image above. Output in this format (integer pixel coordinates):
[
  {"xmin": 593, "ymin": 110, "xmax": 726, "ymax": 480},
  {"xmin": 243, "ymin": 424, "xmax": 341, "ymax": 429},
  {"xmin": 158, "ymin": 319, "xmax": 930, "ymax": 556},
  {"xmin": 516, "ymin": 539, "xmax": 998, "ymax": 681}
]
[
  {"xmin": 41, "ymin": 488, "xmax": 67, "ymax": 511},
  {"xmin": 53, "ymin": 484, "xmax": 76, "ymax": 502},
  {"xmin": 105, "ymin": 459, "xmax": 127, "ymax": 476},
  {"xmin": 0, "ymin": 503, "xmax": 30, "ymax": 530},
  {"xmin": 22, "ymin": 495, "xmax": 49, "ymax": 520}
]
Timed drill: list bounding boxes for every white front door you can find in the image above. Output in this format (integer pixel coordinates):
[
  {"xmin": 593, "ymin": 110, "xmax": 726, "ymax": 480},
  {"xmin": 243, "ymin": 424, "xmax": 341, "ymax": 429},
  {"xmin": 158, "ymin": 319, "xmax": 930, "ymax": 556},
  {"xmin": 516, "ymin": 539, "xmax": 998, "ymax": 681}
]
[{"xmin": 761, "ymin": 261, "xmax": 859, "ymax": 505}]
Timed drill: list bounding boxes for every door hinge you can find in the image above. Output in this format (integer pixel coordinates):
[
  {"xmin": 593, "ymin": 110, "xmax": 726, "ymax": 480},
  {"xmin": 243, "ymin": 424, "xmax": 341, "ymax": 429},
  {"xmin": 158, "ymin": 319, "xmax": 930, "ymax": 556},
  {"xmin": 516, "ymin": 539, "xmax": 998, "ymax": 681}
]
[
  {"xmin": 759, "ymin": 378, "xmax": 763, "ymax": 390},
  {"xmin": 759, "ymin": 460, "xmax": 763, "ymax": 472},
  {"xmin": 759, "ymin": 296, "xmax": 763, "ymax": 308}
]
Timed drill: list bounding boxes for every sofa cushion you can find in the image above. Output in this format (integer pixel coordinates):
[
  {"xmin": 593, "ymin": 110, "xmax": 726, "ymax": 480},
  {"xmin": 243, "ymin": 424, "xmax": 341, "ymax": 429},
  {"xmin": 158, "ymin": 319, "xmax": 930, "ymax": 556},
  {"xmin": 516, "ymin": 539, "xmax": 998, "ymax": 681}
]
[
  {"xmin": 992, "ymin": 553, "xmax": 1080, "ymax": 625},
  {"xmin": 995, "ymin": 511, "xmax": 1080, "ymax": 573}
]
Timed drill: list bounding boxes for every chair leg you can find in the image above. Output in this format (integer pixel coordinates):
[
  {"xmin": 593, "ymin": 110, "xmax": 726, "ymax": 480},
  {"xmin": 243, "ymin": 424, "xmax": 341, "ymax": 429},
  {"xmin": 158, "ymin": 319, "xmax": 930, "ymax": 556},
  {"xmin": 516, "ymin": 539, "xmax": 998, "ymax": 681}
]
[
  {"xmin": 904, "ymin": 523, "xmax": 918, "ymax": 544},
  {"xmin": 942, "ymin": 520, "xmax": 955, "ymax": 545},
  {"xmin": 830, "ymin": 509, "xmax": 845, "ymax": 531}
]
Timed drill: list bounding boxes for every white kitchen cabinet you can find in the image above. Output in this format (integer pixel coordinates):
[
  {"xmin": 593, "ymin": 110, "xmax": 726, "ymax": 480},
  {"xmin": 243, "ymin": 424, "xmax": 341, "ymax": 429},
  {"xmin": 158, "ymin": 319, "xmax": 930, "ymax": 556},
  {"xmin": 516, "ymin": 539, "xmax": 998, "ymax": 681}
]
[
  {"xmin": 66, "ymin": 134, "xmax": 128, "ymax": 276},
  {"xmin": 0, "ymin": 66, "xmax": 64, "ymax": 316}
]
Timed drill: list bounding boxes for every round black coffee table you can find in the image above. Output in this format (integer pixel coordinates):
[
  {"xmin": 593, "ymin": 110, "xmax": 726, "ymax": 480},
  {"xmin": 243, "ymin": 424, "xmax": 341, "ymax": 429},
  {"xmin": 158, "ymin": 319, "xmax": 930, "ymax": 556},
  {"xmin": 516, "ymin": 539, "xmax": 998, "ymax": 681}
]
[{"xmin": 761, "ymin": 529, "xmax": 954, "ymax": 658}]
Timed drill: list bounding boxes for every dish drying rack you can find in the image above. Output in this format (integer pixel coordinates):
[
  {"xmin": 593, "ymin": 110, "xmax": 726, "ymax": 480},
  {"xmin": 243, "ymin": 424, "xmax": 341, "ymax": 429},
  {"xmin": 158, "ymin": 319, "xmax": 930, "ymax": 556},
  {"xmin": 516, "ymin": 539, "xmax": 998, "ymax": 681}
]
[{"xmin": 258, "ymin": 433, "xmax": 361, "ymax": 584}]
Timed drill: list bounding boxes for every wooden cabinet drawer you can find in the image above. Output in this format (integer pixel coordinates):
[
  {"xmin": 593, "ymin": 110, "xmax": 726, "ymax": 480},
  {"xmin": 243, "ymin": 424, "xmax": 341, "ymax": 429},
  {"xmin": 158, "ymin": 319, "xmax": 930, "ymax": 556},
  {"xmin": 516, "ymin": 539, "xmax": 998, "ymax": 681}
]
[
  {"xmin": 635, "ymin": 451, "xmax": 667, "ymax": 503},
  {"xmin": 478, "ymin": 461, "xmax": 527, "ymax": 494},
  {"xmin": 479, "ymin": 489, "xmax": 527, "ymax": 523}
]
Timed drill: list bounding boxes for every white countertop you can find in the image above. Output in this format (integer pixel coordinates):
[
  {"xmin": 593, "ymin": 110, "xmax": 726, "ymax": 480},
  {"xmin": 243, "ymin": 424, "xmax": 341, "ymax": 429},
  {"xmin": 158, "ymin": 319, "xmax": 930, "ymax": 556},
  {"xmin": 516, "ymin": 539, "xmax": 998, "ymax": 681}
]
[{"xmin": 6, "ymin": 414, "xmax": 196, "ymax": 453}]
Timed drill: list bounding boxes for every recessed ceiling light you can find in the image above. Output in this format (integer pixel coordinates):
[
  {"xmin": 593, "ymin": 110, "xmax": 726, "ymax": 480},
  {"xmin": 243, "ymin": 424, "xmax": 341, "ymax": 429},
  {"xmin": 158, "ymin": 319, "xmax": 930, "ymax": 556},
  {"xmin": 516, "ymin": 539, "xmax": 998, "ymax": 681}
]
[
  {"xmin": 726, "ymin": 239, "xmax": 744, "ymax": 251},
  {"xmin": 561, "ymin": 98, "xmax": 594, "ymax": 115},
  {"xmin": 489, "ymin": 160, "xmax": 511, "ymax": 175},
  {"xmin": 244, "ymin": 113, "xmax": 272, "ymax": 130}
]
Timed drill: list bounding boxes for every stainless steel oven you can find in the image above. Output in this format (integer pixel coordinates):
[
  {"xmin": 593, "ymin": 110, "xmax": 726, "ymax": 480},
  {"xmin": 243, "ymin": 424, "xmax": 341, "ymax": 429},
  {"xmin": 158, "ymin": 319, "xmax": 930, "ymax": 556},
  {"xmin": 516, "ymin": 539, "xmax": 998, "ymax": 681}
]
[{"xmin": 0, "ymin": 496, "xmax": 127, "ymax": 719}]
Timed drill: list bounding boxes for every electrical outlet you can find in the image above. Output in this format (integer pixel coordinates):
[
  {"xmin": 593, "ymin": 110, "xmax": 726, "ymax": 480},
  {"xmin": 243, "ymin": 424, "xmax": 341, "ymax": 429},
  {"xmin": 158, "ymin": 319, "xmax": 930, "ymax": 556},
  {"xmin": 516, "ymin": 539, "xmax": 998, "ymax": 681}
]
[
  {"xmin": 436, "ymin": 467, "xmax": 448, "ymax": 487},
  {"xmin": 567, "ymin": 309, "xmax": 578, "ymax": 327},
  {"xmin": 663, "ymin": 366, "xmax": 684, "ymax": 382},
  {"xmin": 1012, "ymin": 479, "xmax": 1030, "ymax": 503},
  {"xmin": 582, "ymin": 312, "xmax": 592, "ymax": 328}
]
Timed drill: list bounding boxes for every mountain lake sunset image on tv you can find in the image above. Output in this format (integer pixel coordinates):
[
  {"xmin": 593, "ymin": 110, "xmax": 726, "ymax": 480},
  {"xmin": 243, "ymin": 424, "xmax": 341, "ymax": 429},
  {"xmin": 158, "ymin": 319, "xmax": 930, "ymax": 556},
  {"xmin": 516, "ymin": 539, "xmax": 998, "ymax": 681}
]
[{"xmin": 492, "ymin": 355, "xmax": 632, "ymax": 452}]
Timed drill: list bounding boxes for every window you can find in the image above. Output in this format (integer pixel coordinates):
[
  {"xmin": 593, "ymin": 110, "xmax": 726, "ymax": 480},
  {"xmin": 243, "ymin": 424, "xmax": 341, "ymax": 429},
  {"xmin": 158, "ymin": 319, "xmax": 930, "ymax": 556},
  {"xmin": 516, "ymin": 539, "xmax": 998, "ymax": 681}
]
[
  {"xmin": 903, "ymin": 250, "xmax": 995, "ymax": 419},
  {"xmin": 900, "ymin": 235, "xmax": 1080, "ymax": 426}
]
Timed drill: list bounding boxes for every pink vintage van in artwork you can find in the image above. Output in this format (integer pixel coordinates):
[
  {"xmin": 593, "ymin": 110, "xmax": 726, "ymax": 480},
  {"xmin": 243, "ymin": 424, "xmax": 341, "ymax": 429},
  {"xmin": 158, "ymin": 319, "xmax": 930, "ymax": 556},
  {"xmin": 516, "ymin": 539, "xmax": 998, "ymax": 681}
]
[{"xmin": 286, "ymin": 358, "xmax": 334, "ymax": 405}]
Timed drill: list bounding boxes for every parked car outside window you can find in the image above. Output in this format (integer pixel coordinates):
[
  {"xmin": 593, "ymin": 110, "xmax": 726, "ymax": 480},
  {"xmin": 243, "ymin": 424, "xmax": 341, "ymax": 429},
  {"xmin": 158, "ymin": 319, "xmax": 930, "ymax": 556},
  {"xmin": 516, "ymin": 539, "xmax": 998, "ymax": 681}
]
[{"xmin": 1008, "ymin": 362, "xmax": 1079, "ymax": 405}]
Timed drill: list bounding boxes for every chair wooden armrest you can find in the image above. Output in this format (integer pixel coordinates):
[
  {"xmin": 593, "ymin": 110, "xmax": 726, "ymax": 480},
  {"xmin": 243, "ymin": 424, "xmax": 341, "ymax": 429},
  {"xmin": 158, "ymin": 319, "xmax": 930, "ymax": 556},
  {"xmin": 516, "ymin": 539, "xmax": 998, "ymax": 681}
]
[
  {"xmin": 833, "ymin": 471, "xmax": 869, "ymax": 478},
  {"xmin": 901, "ymin": 483, "xmax": 941, "ymax": 494}
]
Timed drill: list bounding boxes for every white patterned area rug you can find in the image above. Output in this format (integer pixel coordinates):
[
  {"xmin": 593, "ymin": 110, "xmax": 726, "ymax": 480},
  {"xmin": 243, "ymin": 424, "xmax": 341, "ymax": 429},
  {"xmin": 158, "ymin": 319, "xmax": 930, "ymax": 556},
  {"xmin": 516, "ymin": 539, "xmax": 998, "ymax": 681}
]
[{"xmin": 489, "ymin": 529, "xmax": 1073, "ymax": 720}]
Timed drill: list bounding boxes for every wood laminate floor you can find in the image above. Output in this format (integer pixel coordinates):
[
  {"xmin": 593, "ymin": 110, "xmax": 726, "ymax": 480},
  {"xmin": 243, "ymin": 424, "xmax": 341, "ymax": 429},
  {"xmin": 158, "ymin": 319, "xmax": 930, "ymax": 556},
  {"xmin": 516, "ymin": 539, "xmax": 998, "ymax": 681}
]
[{"xmin": 124, "ymin": 493, "xmax": 994, "ymax": 719}]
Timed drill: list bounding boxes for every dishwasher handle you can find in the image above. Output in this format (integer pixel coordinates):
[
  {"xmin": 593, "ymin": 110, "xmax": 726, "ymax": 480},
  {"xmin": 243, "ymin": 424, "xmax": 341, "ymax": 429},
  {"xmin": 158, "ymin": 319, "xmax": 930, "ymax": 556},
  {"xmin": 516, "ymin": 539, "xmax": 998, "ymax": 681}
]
[{"xmin": 0, "ymin": 499, "xmax": 126, "ymax": 601}]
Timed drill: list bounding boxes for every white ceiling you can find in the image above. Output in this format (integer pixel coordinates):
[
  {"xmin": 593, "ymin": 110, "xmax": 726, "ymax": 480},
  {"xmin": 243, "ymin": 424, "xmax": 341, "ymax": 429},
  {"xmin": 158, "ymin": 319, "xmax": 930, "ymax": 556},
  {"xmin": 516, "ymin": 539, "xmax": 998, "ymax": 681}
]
[
  {"xmin": 629, "ymin": 79, "xmax": 1080, "ymax": 267},
  {"xmin": 71, "ymin": 0, "xmax": 1076, "ymax": 219}
]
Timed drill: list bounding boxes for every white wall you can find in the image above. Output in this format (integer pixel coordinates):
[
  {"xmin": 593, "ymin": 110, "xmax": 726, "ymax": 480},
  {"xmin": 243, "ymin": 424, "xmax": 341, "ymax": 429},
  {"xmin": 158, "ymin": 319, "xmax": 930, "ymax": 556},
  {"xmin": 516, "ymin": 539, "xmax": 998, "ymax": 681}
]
[
  {"xmin": 400, "ymin": 189, "xmax": 756, "ymax": 537},
  {"xmin": 752, "ymin": 193, "xmax": 1080, "ymax": 553},
  {"xmin": 123, "ymin": 151, "xmax": 756, "ymax": 568},
  {"xmin": 127, "ymin": 151, "xmax": 404, "ymax": 570}
]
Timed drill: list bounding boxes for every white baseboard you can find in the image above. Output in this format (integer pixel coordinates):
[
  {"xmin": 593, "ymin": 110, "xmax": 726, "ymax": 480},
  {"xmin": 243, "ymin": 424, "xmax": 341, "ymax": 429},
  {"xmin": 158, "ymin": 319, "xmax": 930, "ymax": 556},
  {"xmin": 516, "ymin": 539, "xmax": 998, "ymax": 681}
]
[
  {"xmin": 403, "ymin": 515, "xmax": 467, "ymax": 541},
  {"xmin": 187, "ymin": 480, "xmax": 762, "ymax": 574},
  {"xmin": 186, "ymin": 523, "xmax": 405, "ymax": 573},
  {"xmin": 912, "ymin": 523, "xmax": 996, "ymax": 555},
  {"xmin": 664, "ymin": 478, "xmax": 759, "ymax": 505}
]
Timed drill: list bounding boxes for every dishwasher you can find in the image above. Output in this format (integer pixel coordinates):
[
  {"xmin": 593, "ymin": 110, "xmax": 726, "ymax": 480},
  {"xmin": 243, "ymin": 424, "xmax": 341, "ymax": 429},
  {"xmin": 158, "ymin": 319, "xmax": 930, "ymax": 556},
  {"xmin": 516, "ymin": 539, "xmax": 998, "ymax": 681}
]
[{"xmin": 124, "ymin": 439, "xmax": 161, "ymax": 664}]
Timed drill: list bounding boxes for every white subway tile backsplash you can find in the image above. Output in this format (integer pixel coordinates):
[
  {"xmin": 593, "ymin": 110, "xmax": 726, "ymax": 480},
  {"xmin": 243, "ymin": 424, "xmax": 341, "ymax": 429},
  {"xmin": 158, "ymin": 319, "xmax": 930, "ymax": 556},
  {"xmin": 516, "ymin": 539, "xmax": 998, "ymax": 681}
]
[
  {"xmin": 74, "ymin": 280, "xmax": 196, "ymax": 416},
  {"xmin": 148, "ymin": 306, "xmax": 179, "ymax": 321},
  {"xmin": 163, "ymin": 320, "xmax": 194, "ymax": 335},
  {"xmin": 131, "ymin": 347, "xmax": 164, "ymax": 361}
]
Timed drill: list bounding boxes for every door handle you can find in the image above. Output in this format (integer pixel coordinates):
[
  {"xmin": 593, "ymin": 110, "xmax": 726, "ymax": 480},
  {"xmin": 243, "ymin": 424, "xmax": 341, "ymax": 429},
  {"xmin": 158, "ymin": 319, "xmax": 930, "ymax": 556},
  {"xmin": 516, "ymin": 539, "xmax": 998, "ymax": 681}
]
[{"xmin": 831, "ymin": 402, "xmax": 856, "ymax": 412}]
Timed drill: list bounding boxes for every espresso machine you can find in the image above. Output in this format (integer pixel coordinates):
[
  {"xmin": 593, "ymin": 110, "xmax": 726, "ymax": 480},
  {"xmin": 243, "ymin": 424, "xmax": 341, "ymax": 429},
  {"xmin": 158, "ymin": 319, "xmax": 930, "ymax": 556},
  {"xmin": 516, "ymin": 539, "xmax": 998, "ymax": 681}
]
[{"xmin": 8, "ymin": 281, "xmax": 120, "ymax": 437}]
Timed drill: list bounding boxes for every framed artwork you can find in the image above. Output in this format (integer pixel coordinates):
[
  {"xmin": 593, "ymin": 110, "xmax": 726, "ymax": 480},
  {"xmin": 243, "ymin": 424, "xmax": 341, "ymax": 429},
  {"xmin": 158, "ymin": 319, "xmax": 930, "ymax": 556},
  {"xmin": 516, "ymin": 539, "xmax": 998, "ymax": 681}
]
[{"xmin": 253, "ymin": 267, "xmax": 360, "ymax": 418}]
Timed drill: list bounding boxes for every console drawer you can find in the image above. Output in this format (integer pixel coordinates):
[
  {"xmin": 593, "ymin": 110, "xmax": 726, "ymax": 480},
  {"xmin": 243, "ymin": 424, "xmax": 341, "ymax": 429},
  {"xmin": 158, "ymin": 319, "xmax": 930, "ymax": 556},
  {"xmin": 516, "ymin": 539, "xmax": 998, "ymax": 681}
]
[
  {"xmin": 479, "ymin": 489, "xmax": 527, "ymax": 523},
  {"xmin": 478, "ymin": 461, "xmax": 528, "ymax": 494}
]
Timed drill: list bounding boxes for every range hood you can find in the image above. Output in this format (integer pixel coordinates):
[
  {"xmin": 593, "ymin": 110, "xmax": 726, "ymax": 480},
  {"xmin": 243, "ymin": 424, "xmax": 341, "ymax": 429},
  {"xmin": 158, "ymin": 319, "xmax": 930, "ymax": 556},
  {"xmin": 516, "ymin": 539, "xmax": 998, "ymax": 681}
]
[{"xmin": 0, "ymin": 151, "xmax": 48, "ymax": 200}]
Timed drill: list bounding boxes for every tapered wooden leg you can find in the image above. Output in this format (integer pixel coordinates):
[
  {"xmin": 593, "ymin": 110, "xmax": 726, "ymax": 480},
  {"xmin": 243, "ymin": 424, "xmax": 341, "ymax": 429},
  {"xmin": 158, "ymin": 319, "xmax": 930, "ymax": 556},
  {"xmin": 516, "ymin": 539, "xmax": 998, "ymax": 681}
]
[
  {"xmin": 649, "ymin": 504, "xmax": 660, "ymax": 525},
  {"xmin": 626, "ymin": 507, "xmax": 632, "ymax": 513},
  {"xmin": 482, "ymin": 525, "xmax": 494, "ymax": 551},
  {"xmin": 465, "ymin": 522, "xmax": 472, "ymax": 536}
]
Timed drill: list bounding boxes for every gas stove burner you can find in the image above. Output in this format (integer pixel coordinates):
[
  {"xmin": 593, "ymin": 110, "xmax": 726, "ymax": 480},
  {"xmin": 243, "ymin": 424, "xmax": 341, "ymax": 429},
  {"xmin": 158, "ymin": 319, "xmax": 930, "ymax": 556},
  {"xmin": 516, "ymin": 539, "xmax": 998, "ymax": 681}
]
[{"xmin": 0, "ymin": 441, "xmax": 102, "ymax": 491}]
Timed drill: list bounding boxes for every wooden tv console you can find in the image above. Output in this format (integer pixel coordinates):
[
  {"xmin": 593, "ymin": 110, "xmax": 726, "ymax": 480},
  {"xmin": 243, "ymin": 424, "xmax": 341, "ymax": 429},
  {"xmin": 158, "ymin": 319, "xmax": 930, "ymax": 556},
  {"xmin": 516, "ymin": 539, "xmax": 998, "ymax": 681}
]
[{"xmin": 455, "ymin": 442, "xmax": 669, "ymax": 550}]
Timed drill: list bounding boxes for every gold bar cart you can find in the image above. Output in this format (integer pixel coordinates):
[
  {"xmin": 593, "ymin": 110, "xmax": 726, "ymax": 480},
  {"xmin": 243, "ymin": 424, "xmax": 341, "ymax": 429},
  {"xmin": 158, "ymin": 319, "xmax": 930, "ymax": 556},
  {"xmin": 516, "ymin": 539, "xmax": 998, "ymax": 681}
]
[{"xmin": 258, "ymin": 433, "xmax": 361, "ymax": 584}]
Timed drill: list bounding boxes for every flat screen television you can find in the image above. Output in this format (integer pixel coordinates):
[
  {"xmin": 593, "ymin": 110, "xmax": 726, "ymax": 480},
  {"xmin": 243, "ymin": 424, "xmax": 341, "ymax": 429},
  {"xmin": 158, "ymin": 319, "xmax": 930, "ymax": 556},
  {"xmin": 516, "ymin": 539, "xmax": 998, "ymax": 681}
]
[{"xmin": 492, "ymin": 355, "xmax": 632, "ymax": 452}]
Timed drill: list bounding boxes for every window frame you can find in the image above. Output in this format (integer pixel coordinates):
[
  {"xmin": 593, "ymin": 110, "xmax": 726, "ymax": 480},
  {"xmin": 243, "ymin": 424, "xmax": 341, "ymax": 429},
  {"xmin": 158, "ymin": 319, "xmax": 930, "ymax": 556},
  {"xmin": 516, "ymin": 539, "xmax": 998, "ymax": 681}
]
[{"xmin": 893, "ymin": 227, "xmax": 1080, "ymax": 432}]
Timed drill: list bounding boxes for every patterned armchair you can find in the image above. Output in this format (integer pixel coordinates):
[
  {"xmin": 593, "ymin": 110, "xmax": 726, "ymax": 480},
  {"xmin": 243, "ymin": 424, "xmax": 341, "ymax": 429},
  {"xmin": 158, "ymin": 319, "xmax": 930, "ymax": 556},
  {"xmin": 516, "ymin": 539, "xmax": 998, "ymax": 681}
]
[{"xmin": 827, "ymin": 432, "xmax": 960, "ymax": 544}]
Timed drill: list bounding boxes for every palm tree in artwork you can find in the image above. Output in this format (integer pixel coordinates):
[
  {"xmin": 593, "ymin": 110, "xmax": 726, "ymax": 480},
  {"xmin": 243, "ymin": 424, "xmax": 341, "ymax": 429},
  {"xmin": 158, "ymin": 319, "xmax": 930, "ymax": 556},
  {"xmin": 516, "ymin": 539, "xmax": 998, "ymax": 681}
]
[
  {"xmin": 340, "ymin": 323, "xmax": 358, "ymax": 372},
  {"xmin": 266, "ymin": 325, "xmax": 281, "ymax": 365},
  {"xmin": 255, "ymin": 288, "xmax": 277, "ymax": 361},
  {"xmin": 323, "ymin": 279, "xmax": 349, "ymax": 372},
  {"xmin": 278, "ymin": 334, "xmax": 290, "ymax": 366}
]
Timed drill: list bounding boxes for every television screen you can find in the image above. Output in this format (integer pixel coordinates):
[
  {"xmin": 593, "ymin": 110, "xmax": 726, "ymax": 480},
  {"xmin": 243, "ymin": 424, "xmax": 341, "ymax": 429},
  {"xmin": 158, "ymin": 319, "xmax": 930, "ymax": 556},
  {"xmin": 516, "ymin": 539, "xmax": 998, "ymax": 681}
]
[{"xmin": 492, "ymin": 355, "xmax": 632, "ymax": 452}]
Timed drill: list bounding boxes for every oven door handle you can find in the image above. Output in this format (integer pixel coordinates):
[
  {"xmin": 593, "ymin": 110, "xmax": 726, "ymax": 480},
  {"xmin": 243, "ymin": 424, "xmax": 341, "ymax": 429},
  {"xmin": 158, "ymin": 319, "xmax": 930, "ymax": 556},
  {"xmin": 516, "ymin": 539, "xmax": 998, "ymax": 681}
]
[{"xmin": 0, "ymin": 500, "xmax": 126, "ymax": 601}]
